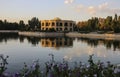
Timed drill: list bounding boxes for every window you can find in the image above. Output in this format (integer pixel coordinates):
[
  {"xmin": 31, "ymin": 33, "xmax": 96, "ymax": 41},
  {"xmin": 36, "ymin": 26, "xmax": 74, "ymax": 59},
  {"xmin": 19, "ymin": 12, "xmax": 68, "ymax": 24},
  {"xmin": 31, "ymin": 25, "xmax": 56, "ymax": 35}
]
[
  {"xmin": 42, "ymin": 41, "xmax": 44, "ymax": 45},
  {"xmin": 64, "ymin": 41, "xmax": 67, "ymax": 45},
  {"xmin": 60, "ymin": 28, "xmax": 62, "ymax": 30},
  {"xmin": 60, "ymin": 23, "xmax": 62, "ymax": 26},
  {"xmin": 46, "ymin": 41, "xmax": 48, "ymax": 45},
  {"xmin": 52, "ymin": 22, "xmax": 55, "ymax": 26},
  {"xmin": 64, "ymin": 23, "xmax": 68, "ymax": 26},
  {"xmin": 46, "ymin": 23, "xmax": 49, "ymax": 26},
  {"xmin": 49, "ymin": 23, "xmax": 50, "ymax": 25},
  {"xmin": 42, "ymin": 23, "xmax": 44, "ymax": 26},
  {"xmin": 70, "ymin": 28, "xmax": 72, "ymax": 31},
  {"xmin": 70, "ymin": 23, "xmax": 72, "ymax": 27},
  {"xmin": 56, "ymin": 28, "xmax": 58, "ymax": 31},
  {"xmin": 60, "ymin": 42, "xmax": 62, "ymax": 46},
  {"xmin": 56, "ymin": 22, "xmax": 59, "ymax": 26},
  {"xmin": 52, "ymin": 42, "xmax": 54, "ymax": 45},
  {"xmin": 64, "ymin": 28, "xmax": 68, "ymax": 31},
  {"xmin": 46, "ymin": 28, "xmax": 48, "ymax": 30}
]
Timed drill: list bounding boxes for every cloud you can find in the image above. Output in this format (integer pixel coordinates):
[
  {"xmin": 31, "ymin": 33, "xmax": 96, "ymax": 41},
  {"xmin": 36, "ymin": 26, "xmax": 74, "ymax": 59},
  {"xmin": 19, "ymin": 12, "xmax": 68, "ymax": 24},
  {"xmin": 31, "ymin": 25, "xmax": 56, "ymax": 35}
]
[
  {"xmin": 64, "ymin": 0, "xmax": 120, "ymax": 15},
  {"xmin": 98, "ymin": 2, "xmax": 108, "ymax": 9},
  {"xmin": 73, "ymin": 2, "xmax": 120, "ymax": 15},
  {"xmin": 98, "ymin": 2, "xmax": 120, "ymax": 14},
  {"xmin": 87, "ymin": 6, "xmax": 96, "ymax": 15},
  {"xmin": 73, "ymin": 4, "xmax": 84, "ymax": 12},
  {"xmin": 64, "ymin": 0, "xmax": 75, "ymax": 4}
]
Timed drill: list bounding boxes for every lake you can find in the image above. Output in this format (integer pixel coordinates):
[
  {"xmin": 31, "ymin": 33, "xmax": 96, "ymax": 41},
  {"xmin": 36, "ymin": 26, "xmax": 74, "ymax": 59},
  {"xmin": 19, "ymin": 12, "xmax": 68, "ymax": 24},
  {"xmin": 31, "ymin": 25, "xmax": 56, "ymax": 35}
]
[{"xmin": 0, "ymin": 33, "xmax": 120, "ymax": 73}]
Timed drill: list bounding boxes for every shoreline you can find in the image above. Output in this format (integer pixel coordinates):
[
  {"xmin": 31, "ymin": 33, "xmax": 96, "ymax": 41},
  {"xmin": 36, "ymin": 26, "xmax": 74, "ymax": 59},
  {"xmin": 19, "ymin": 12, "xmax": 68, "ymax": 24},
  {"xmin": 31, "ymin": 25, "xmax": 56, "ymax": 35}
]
[
  {"xmin": 18, "ymin": 32, "xmax": 65, "ymax": 37},
  {"xmin": 66, "ymin": 32, "xmax": 120, "ymax": 40},
  {"xmin": 0, "ymin": 30, "xmax": 18, "ymax": 33},
  {"xmin": 1, "ymin": 30, "xmax": 120, "ymax": 40},
  {"xmin": 19, "ymin": 32, "xmax": 120, "ymax": 41}
]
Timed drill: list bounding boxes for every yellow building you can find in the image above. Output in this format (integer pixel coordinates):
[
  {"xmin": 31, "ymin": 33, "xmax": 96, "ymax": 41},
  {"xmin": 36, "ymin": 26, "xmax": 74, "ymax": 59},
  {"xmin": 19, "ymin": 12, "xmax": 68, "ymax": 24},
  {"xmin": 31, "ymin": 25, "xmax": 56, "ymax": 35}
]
[{"xmin": 41, "ymin": 17, "xmax": 75, "ymax": 32}]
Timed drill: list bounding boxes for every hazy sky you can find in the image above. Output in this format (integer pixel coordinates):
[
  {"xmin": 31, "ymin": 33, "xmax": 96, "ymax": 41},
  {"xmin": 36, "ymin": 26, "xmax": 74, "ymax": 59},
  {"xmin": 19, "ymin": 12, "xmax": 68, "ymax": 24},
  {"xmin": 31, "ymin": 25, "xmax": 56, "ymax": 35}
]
[{"xmin": 0, "ymin": 0, "xmax": 120, "ymax": 23}]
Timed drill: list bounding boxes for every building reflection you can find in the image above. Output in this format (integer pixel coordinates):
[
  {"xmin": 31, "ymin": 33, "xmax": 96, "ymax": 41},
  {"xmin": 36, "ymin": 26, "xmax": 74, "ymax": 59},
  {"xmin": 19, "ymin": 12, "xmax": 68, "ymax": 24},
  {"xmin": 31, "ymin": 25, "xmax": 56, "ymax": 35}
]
[{"xmin": 41, "ymin": 37, "xmax": 73, "ymax": 48}]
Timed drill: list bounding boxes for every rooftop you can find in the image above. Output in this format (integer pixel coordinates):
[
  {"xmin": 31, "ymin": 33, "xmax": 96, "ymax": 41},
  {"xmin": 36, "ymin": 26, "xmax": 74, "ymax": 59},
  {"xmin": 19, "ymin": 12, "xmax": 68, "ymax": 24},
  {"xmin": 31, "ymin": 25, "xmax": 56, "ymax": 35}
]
[{"xmin": 52, "ymin": 17, "xmax": 61, "ymax": 21}]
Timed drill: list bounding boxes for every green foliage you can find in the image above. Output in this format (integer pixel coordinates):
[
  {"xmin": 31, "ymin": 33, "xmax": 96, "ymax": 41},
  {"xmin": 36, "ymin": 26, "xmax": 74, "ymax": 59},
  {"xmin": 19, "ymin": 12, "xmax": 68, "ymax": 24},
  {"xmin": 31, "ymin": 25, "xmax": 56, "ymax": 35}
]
[
  {"xmin": 19, "ymin": 20, "xmax": 26, "ymax": 31},
  {"xmin": 76, "ymin": 14, "xmax": 120, "ymax": 33},
  {"xmin": 28, "ymin": 17, "xmax": 41, "ymax": 31},
  {"xmin": 0, "ymin": 54, "xmax": 120, "ymax": 77},
  {"xmin": 0, "ymin": 20, "xmax": 19, "ymax": 30},
  {"xmin": 0, "ymin": 14, "xmax": 120, "ymax": 33},
  {"xmin": 20, "ymin": 60, "xmax": 42, "ymax": 77}
]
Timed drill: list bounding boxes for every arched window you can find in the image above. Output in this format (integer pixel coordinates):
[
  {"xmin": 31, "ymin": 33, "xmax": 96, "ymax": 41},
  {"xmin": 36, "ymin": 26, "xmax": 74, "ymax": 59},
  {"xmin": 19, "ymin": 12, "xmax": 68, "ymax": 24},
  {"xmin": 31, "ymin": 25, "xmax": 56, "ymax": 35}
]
[
  {"xmin": 46, "ymin": 22, "xmax": 49, "ymax": 26},
  {"xmin": 60, "ymin": 23, "xmax": 62, "ymax": 26},
  {"xmin": 52, "ymin": 22, "xmax": 55, "ymax": 26},
  {"xmin": 56, "ymin": 22, "xmax": 59, "ymax": 26},
  {"xmin": 64, "ymin": 28, "xmax": 68, "ymax": 31},
  {"xmin": 42, "ymin": 23, "xmax": 44, "ymax": 26},
  {"xmin": 70, "ymin": 23, "xmax": 72, "ymax": 26},
  {"xmin": 70, "ymin": 28, "xmax": 72, "ymax": 31},
  {"xmin": 64, "ymin": 22, "xmax": 68, "ymax": 26}
]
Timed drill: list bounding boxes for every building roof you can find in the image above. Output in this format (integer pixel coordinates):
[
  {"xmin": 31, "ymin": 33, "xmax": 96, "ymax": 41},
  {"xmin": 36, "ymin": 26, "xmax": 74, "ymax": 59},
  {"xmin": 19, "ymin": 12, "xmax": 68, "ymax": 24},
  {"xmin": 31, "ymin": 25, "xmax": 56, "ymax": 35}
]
[{"xmin": 52, "ymin": 17, "xmax": 61, "ymax": 21}]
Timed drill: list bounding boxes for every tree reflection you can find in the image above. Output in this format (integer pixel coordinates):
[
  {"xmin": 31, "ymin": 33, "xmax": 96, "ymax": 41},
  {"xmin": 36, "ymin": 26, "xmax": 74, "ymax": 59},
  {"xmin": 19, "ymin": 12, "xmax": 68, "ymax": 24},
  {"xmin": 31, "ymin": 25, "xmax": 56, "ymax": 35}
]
[
  {"xmin": 0, "ymin": 33, "xmax": 18, "ymax": 43},
  {"xmin": 0, "ymin": 33, "xmax": 41, "ymax": 46},
  {"xmin": 77, "ymin": 37, "xmax": 120, "ymax": 51}
]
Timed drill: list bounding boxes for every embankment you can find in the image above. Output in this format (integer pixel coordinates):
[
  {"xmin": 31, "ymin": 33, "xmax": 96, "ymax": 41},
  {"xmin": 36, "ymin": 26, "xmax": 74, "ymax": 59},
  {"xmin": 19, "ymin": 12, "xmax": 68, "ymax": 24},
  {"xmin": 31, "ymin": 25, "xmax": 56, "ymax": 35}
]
[
  {"xmin": 18, "ymin": 32, "xmax": 65, "ymax": 37},
  {"xmin": 66, "ymin": 32, "xmax": 120, "ymax": 40}
]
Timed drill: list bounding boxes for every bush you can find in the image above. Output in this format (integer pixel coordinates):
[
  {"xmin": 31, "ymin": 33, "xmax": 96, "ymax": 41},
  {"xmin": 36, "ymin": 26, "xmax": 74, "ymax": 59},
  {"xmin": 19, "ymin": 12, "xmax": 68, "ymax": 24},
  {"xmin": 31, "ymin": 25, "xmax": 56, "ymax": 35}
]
[{"xmin": 0, "ymin": 54, "xmax": 120, "ymax": 77}]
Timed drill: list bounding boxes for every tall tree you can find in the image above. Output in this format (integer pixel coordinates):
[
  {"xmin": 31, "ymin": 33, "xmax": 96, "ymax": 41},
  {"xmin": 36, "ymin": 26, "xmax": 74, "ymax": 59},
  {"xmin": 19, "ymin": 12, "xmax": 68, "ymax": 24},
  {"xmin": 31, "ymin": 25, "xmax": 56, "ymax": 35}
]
[
  {"xmin": 114, "ymin": 14, "xmax": 118, "ymax": 21},
  {"xmin": 28, "ymin": 17, "xmax": 40, "ymax": 31},
  {"xmin": 112, "ymin": 14, "xmax": 120, "ymax": 33},
  {"xmin": 19, "ymin": 20, "xmax": 25, "ymax": 31},
  {"xmin": 0, "ymin": 20, "xmax": 3, "ymax": 30},
  {"xmin": 118, "ymin": 16, "xmax": 120, "ymax": 22},
  {"xmin": 104, "ymin": 16, "xmax": 112, "ymax": 31}
]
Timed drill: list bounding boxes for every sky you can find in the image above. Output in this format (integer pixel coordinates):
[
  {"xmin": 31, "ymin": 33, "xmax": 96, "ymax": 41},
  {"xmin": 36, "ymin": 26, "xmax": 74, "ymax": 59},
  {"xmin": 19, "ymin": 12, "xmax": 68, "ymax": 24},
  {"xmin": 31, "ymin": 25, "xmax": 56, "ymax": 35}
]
[{"xmin": 0, "ymin": 0, "xmax": 120, "ymax": 23}]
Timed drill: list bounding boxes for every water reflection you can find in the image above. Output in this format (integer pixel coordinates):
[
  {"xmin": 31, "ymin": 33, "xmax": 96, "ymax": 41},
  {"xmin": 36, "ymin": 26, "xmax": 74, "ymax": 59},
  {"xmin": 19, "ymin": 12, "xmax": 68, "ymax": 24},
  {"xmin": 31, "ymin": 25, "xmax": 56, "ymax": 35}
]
[
  {"xmin": 0, "ymin": 33, "xmax": 18, "ymax": 43},
  {"xmin": 0, "ymin": 33, "xmax": 120, "ymax": 51},
  {"xmin": 40, "ymin": 37, "xmax": 73, "ymax": 48},
  {"xmin": 19, "ymin": 36, "xmax": 39, "ymax": 45},
  {"xmin": 0, "ymin": 33, "xmax": 120, "ymax": 73},
  {"xmin": 77, "ymin": 37, "xmax": 120, "ymax": 51}
]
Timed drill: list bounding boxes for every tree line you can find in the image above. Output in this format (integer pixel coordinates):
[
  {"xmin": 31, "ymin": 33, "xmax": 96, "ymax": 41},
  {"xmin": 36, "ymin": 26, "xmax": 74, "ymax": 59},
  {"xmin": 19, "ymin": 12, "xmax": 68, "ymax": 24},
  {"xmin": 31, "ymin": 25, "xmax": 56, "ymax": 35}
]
[
  {"xmin": 0, "ymin": 17, "xmax": 40, "ymax": 31},
  {"xmin": 76, "ymin": 14, "xmax": 120, "ymax": 33},
  {"xmin": 0, "ymin": 14, "xmax": 120, "ymax": 33}
]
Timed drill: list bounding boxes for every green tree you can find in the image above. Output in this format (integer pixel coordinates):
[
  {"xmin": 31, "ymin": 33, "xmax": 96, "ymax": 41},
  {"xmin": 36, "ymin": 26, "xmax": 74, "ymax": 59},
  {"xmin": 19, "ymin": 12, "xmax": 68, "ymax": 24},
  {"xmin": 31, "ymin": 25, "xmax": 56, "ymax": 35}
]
[
  {"xmin": 112, "ymin": 14, "xmax": 120, "ymax": 33},
  {"xmin": 87, "ymin": 17, "xmax": 99, "ymax": 31},
  {"xmin": 104, "ymin": 16, "xmax": 112, "ymax": 31},
  {"xmin": 28, "ymin": 17, "xmax": 40, "ymax": 31},
  {"xmin": 77, "ymin": 21, "xmax": 88, "ymax": 31},
  {"xmin": 114, "ymin": 14, "xmax": 118, "ymax": 21},
  {"xmin": 19, "ymin": 20, "xmax": 25, "ymax": 31},
  {"xmin": 118, "ymin": 16, "xmax": 120, "ymax": 22},
  {"xmin": 0, "ymin": 20, "xmax": 4, "ymax": 30}
]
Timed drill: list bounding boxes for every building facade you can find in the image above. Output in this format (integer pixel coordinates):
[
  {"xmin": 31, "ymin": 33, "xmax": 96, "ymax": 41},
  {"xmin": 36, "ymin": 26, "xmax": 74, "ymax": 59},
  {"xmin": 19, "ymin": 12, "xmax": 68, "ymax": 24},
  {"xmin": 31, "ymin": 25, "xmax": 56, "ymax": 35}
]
[{"xmin": 41, "ymin": 17, "xmax": 75, "ymax": 32}]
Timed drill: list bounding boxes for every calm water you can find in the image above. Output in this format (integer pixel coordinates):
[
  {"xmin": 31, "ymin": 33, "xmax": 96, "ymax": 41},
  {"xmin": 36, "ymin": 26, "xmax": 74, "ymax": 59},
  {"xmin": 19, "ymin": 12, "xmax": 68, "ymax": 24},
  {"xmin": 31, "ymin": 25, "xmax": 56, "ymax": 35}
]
[{"xmin": 0, "ymin": 33, "xmax": 120, "ymax": 73}]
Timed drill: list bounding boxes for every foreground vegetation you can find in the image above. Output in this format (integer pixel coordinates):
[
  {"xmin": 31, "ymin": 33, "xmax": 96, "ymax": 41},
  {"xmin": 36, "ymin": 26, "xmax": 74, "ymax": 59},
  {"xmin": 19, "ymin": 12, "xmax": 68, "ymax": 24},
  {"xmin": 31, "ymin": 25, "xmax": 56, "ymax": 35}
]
[
  {"xmin": 0, "ymin": 14, "xmax": 120, "ymax": 33},
  {"xmin": 0, "ymin": 54, "xmax": 120, "ymax": 77}
]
